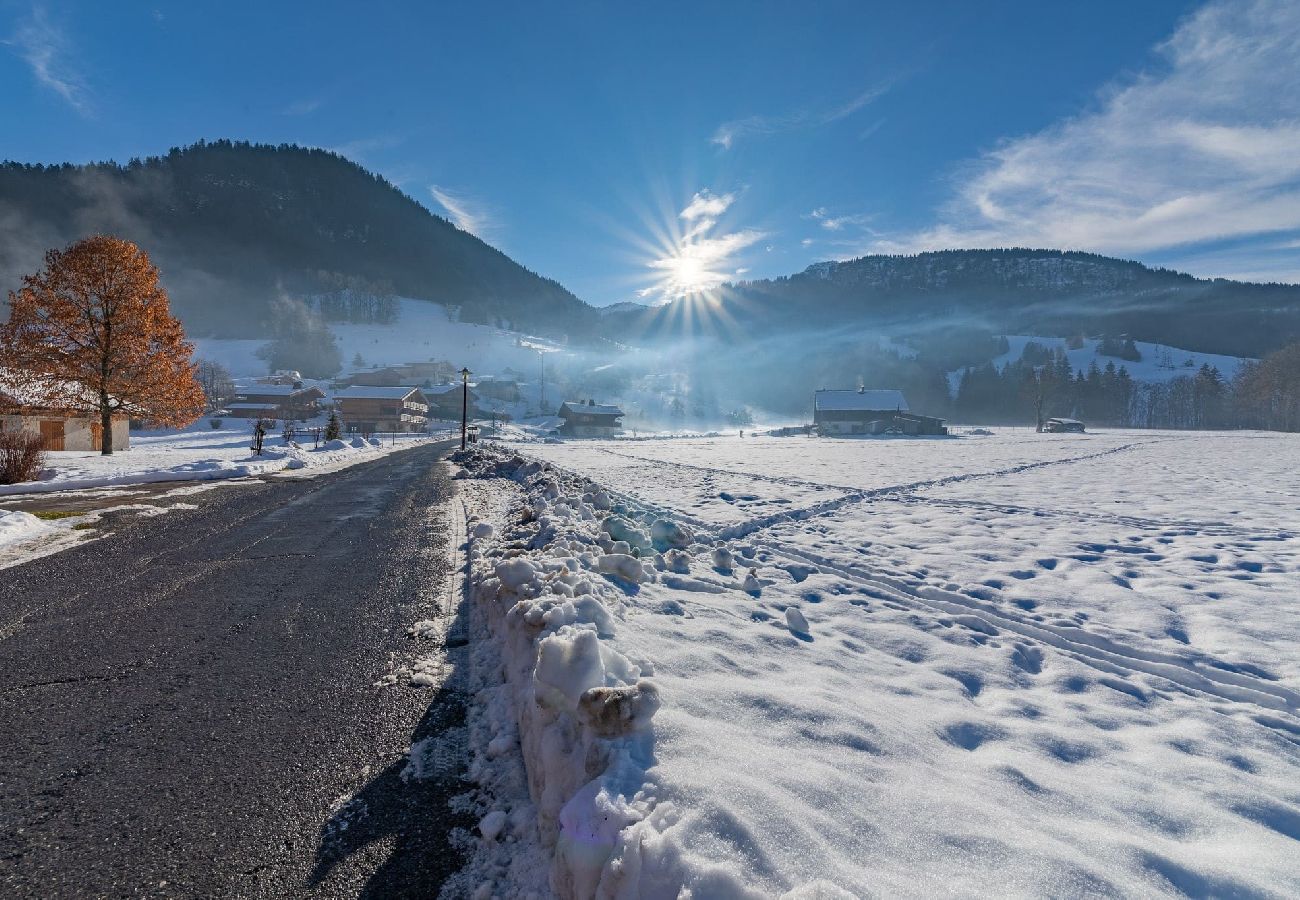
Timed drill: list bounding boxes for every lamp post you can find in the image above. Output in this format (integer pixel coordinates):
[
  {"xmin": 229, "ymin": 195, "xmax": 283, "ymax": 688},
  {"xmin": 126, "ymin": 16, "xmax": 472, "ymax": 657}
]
[{"xmin": 460, "ymin": 367, "xmax": 471, "ymax": 450}]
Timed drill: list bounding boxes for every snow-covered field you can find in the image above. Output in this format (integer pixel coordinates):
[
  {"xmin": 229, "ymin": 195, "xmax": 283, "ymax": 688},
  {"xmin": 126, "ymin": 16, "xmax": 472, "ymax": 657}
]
[{"xmin": 454, "ymin": 430, "xmax": 1300, "ymax": 897}]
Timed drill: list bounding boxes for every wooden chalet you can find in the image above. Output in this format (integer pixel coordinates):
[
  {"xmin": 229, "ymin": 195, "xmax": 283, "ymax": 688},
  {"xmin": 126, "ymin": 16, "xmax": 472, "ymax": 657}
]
[
  {"xmin": 813, "ymin": 389, "xmax": 947, "ymax": 436},
  {"xmin": 557, "ymin": 400, "xmax": 624, "ymax": 438},
  {"xmin": 333, "ymin": 386, "xmax": 430, "ymax": 433}
]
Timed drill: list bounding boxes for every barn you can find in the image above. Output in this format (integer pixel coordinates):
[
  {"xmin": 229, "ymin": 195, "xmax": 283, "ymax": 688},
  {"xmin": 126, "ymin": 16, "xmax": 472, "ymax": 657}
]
[
  {"xmin": 813, "ymin": 388, "xmax": 947, "ymax": 436},
  {"xmin": 558, "ymin": 400, "xmax": 624, "ymax": 438},
  {"xmin": 0, "ymin": 381, "xmax": 130, "ymax": 451}
]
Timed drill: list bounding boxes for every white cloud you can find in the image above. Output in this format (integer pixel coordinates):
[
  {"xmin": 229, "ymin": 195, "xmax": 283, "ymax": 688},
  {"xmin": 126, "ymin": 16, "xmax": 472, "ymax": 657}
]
[
  {"xmin": 681, "ymin": 190, "xmax": 734, "ymax": 222},
  {"xmin": 7, "ymin": 6, "xmax": 91, "ymax": 115},
  {"xmin": 429, "ymin": 184, "xmax": 495, "ymax": 239},
  {"xmin": 712, "ymin": 81, "xmax": 891, "ymax": 149},
  {"xmin": 874, "ymin": 0, "xmax": 1300, "ymax": 270}
]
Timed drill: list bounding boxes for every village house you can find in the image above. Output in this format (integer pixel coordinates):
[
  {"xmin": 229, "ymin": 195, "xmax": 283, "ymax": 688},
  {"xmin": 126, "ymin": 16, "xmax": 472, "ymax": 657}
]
[
  {"xmin": 346, "ymin": 361, "xmax": 459, "ymax": 388},
  {"xmin": 473, "ymin": 376, "xmax": 522, "ymax": 403},
  {"xmin": 424, "ymin": 383, "xmax": 480, "ymax": 421},
  {"xmin": 557, "ymin": 399, "xmax": 624, "ymax": 438},
  {"xmin": 333, "ymin": 386, "xmax": 430, "ymax": 433},
  {"xmin": 0, "ymin": 381, "xmax": 130, "ymax": 451},
  {"xmin": 226, "ymin": 385, "xmax": 325, "ymax": 420},
  {"xmin": 813, "ymin": 388, "xmax": 947, "ymax": 436}
]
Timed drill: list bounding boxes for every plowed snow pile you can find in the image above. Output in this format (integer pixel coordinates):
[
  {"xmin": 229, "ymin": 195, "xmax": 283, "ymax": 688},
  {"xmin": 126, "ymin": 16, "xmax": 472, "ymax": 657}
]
[{"xmin": 457, "ymin": 431, "xmax": 1300, "ymax": 898}]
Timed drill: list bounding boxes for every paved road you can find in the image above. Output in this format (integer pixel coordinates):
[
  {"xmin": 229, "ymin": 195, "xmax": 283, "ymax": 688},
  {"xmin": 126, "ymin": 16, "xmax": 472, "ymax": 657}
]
[{"xmin": 0, "ymin": 442, "xmax": 472, "ymax": 898}]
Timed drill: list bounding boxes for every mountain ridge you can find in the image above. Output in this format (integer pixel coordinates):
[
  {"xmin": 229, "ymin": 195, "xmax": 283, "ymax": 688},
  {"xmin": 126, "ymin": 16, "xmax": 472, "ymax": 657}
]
[
  {"xmin": 611, "ymin": 249, "xmax": 1300, "ymax": 358},
  {"xmin": 0, "ymin": 139, "xmax": 595, "ymax": 340}
]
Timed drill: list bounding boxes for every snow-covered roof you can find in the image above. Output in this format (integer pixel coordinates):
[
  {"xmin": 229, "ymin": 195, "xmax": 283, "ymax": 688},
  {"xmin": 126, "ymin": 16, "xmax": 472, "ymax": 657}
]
[
  {"xmin": 422, "ymin": 383, "xmax": 468, "ymax": 396},
  {"xmin": 560, "ymin": 401, "xmax": 624, "ymax": 417},
  {"xmin": 814, "ymin": 389, "xmax": 908, "ymax": 412},
  {"xmin": 233, "ymin": 384, "xmax": 309, "ymax": 397},
  {"xmin": 333, "ymin": 386, "xmax": 427, "ymax": 401},
  {"xmin": 1047, "ymin": 417, "xmax": 1083, "ymax": 425},
  {"xmin": 226, "ymin": 402, "xmax": 281, "ymax": 411}
]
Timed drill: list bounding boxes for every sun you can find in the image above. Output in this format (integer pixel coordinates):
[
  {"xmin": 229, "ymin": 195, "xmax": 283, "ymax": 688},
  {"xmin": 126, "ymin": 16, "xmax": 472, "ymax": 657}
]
[{"xmin": 652, "ymin": 247, "xmax": 718, "ymax": 298}]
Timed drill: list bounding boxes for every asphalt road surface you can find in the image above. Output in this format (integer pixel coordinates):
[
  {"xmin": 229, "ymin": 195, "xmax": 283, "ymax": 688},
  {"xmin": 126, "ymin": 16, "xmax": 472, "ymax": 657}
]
[{"xmin": 0, "ymin": 441, "xmax": 473, "ymax": 898}]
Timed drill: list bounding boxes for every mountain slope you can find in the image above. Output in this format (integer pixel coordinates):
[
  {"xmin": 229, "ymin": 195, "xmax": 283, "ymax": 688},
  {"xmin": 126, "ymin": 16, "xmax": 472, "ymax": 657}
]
[
  {"xmin": 615, "ymin": 250, "xmax": 1300, "ymax": 358},
  {"xmin": 0, "ymin": 140, "xmax": 594, "ymax": 339}
]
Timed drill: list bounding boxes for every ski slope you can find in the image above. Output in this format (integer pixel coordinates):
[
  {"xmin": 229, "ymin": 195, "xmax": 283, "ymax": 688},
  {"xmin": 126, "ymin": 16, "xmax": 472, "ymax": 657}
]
[
  {"xmin": 459, "ymin": 430, "xmax": 1300, "ymax": 897},
  {"xmin": 947, "ymin": 335, "xmax": 1251, "ymax": 395},
  {"xmin": 192, "ymin": 298, "xmax": 563, "ymax": 378}
]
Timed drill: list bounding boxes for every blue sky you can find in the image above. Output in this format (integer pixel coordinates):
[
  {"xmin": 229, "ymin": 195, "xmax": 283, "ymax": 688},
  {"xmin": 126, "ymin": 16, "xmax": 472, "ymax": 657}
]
[{"xmin": 3, "ymin": 0, "xmax": 1299, "ymax": 304}]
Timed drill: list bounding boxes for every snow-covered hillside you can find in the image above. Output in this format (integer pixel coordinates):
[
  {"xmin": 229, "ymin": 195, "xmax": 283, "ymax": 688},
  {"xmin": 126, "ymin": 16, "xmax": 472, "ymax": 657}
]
[
  {"xmin": 454, "ymin": 431, "xmax": 1300, "ymax": 897},
  {"xmin": 947, "ymin": 335, "xmax": 1250, "ymax": 395},
  {"xmin": 192, "ymin": 299, "xmax": 565, "ymax": 378}
]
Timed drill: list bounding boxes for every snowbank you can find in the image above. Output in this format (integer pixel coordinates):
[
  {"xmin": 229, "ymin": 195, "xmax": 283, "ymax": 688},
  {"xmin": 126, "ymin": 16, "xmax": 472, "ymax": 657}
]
[
  {"xmin": 0, "ymin": 510, "xmax": 55, "ymax": 549},
  {"xmin": 458, "ymin": 449, "xmax": 668, "ymax": 897}
]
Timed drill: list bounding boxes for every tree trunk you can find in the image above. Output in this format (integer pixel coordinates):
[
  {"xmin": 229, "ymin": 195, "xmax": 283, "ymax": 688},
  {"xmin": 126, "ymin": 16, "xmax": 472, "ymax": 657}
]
[{"xmin": 101, "ymin": 406, "xmax": 114, "ymax": 455}]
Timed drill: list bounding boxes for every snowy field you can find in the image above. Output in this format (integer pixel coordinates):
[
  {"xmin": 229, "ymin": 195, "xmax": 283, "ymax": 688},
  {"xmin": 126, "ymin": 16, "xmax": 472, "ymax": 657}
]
[{"xmin": 454, "ymin": 430, "xmax": 1300, "ymax": 897}]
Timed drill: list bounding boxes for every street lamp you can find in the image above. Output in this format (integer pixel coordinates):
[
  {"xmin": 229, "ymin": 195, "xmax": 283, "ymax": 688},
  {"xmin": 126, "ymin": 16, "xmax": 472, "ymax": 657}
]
[{"xmin": 460, "ymin": 367, "xmax": 471, "ymax": 450}]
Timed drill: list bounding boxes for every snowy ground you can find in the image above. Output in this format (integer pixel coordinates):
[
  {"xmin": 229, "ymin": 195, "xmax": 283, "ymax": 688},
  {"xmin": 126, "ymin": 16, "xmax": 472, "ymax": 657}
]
[
  {"xmin": 0, "ymin": 420, "xmax": 449, "ymax": 568},
  {"xmin": 454, "ymin": 430, "xmax": 1300, "ymax": 898}
]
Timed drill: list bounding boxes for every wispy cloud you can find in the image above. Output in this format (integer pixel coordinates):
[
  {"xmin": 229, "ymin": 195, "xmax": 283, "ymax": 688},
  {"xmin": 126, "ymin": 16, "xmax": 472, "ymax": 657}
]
[
  {"xmin": 7, "ymin": 6, "xmax": 91, "ymax": 115},
  {"xmin": 807, "ymin": 207, "xmax": 873, "ymax": 232},
  {"xmin": 642, "ymin": 189, "xmax": 768, "ymax": 299},
  {"xmin": 283, "ymin": 97, "xmax": 324, "ymax": 116},
  {"xmin": 429, "ymin": 184, "xmax": 496, "ymax": 239},
  {"xmin": 711, "ymin": 80, "xmax": 891, "ymax": 149},
  {"xmin": 873, "ymin": 0, "xmax": 1300, "ymax": 273}
]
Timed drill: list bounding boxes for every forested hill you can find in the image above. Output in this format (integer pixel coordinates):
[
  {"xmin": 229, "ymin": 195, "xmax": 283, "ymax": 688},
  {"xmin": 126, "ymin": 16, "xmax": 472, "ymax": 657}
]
[
  {"xmin": 619, "ymin": 249, "xmax": 1300, "ymax": 358},
  {"xmin": 0, "ymin": 140, "xmax": 594, "ymax": 339}
]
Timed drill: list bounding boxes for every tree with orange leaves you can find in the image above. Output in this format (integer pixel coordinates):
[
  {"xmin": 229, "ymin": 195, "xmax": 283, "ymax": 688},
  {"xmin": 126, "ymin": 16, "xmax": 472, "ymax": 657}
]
[{"xmin": 1, "ymin": 235, "xmax": 205, "ymax": 455}]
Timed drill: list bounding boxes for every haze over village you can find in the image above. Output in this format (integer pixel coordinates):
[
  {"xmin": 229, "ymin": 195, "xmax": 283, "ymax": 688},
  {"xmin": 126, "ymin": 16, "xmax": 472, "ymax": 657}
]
[{"xmin": 1, "ymin": 2, "xmax": 1299, "ymax": 899}]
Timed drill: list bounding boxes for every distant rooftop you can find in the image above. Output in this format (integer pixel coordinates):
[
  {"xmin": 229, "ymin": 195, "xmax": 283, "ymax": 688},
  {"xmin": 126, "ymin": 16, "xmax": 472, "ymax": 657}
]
[
  {"xmin": 559, "ymin": 400, "xmax": 624, "ymax": 417},
  {"xmin": 814, "ymin": 389, "xmax": 908, "ymax": 412},
  {"xmin": 333, "ymin": 386, "xmax": 426, "ymax": 400}
]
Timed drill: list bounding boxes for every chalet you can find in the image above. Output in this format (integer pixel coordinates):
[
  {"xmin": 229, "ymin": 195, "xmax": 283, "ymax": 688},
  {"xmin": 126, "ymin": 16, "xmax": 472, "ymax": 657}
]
[
  {"xmin": 558, "ymin": 400, "xmax": 624, "ymax": 438},
  {"xmin": 333, "ymin": 386, "xmax": 430, "ymax": 433},
  {"xmin": 1044, "ymin": 417, "xmax": 1086, "ymax": 433},
  {"xmin": 424, "ymin": 383, "xmax": 480, "ymax": 420},
  {"xmin": 347, "ymin": 361, "xmax": 459, "ymax": 388},
  {"xmin": 227, "ymin": 385, "xmax": 325, "ymax": 420},
  {"xmin": 0, "ymin": 381, "xmax": 129, "ymax": 451},
  {"xmin": 474, "ymin": 376, "xmax": 522, "ymax": 403},
  {"xmin": 813, "ymin": 388, "xmax": 947, "ymax": 436}
]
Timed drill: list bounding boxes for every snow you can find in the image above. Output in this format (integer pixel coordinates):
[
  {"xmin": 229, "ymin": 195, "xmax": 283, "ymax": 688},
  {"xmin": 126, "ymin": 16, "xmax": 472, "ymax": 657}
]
[
  {"xmin": 193, "ymin": 298, "xmax": 564, "ymax": 377},
  {"xmin": 0, "ymin": 418, "xmax": 441, "ymax": 497},
  {"xmin": 813, "ymin": 389, "xmax": 908, "ymax": 411},
  {"xmin": 457, "ymin": 431, "xmax": 1300, "ymax": 897},
  {"xmin": 0, "ymin": 509, "xmax": 55, "ymax": 548}
]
